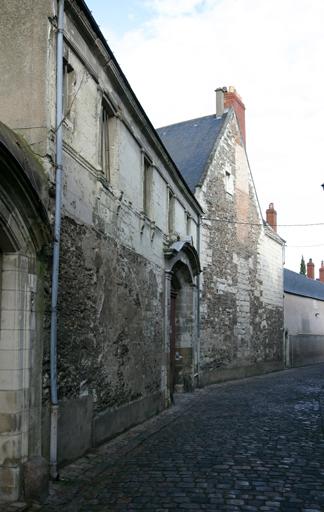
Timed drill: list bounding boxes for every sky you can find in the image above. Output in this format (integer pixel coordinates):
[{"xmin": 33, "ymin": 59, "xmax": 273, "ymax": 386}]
[{"xmin": 87, "ymin": 0, "xmax": 324, "ymax": 274}]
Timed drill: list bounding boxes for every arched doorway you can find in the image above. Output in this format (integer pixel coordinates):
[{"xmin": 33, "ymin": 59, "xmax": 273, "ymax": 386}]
[
  {"xmin": 170, "ymin": 261, "xmax": 195, "ymax": 394},
  {"xmin": 164, "ymin": 240, "xmax": 201, "ymax": 402},
  {"xmin": 0, "ymin": 122, "xmax": 50, "ymax": 501}
]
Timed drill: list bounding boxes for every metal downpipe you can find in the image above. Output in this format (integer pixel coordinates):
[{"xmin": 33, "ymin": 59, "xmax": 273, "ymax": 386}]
[
  {"xmin": 196, "ymin": 216, "xmax": 201, "ymax": 385},
  {"xmin": 50, "ymin": 0, "xmax": 64, "ymax": 480}
]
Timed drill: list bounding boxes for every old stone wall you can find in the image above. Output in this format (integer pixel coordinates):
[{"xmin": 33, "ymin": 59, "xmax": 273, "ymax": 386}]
[
  {"xmin": 196, "ymin": 111, "xmax": 284, "ymax": 384},
  {"xmin": 42, "ymin": 216, "xmax": 164, "ymax": 412}
]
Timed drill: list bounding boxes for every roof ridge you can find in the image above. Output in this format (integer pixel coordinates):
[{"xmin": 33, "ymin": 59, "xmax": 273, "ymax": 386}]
[{"xmin": 157, "ymin": 112, "xmax": 227, "ymax": 131}]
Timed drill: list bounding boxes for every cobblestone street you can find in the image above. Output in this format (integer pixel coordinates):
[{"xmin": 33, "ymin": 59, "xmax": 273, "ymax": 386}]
[{"xmin": 10, "ymin": 364, "xmax": 324, "ymax": 511}]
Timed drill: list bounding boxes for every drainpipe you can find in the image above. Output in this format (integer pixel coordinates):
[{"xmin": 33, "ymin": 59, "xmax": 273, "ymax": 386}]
[
  {"xmin": 50, "ymin": 0, "xmax": 64, "ymax": 480},
  {"xmin": 196, "ymin": 216, "xmax": 201, "ymax": 384}
]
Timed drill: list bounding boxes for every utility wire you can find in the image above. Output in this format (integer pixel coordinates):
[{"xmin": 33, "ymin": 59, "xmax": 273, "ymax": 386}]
[
  {"xmin": 202, "ymin": 217, "xmax": 324, "ymax": 228},
  {"xmin": 286, "ymin": 243, "xmax": 324, "ymax": 248}
]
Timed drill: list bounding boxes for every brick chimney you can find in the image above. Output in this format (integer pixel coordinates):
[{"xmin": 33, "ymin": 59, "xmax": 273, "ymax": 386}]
[
  {"xmin": 319, "ymin": 261, "xmax": 324, "ymax": 283},
  {"xmin": 307, "ymin": 258, "xmax": 315, "ymax": 279},
  {"xmin": 224, "ymin": 86, "xmax": 246, "ymax": 146},
  {"xmin": 266, "ymin": 203, "xmax": 277, "ymax": 232}
]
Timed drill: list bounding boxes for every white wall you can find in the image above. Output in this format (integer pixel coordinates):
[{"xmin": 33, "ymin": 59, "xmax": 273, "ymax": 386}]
[
  {"xmin": 258, "ymin": 230, "xmax": 284, "ymax": 307},
  {"xmin": 284, "ymin": 293, "xmax": 324, "ymax": 335}
]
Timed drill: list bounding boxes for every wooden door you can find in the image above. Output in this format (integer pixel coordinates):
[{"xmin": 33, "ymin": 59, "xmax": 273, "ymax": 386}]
[{"xmin": 170, "ymin": 289, "xmax": 177, "ymax": 397}]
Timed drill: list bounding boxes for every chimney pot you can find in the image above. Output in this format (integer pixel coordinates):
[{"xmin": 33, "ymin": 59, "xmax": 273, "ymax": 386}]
[
  {"xmin": 307, "ymin": 258, "xmax": 315, "ymax": 279},
  {"xmin": 266, "ymin": 202, "xmax": 277, "ymax": 232}
]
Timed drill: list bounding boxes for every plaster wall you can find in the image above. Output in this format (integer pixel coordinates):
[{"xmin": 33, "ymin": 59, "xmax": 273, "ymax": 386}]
[
  {"xmin": 60, "ymin": 9, "xmax": 200, "ymax": 230},
  {"xmin": 0, "ymin": 0, "xmax": 53, "ymax": 159},
  {"xmin": 258, "ymin": 230, "xmax": 284, "ymax": 307}
]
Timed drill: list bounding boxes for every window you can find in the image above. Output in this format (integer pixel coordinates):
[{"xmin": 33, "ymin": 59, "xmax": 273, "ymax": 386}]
[
  {"xmin": 168, "ymin": 188, "xmax": 175, "ymax": 234},
  {"xmin": 101, "ymin": 104, "xmax": 111, "ymax": 180},
  {"xmin": 63, "ymin": 58, "xmax": 75, "ymax": 118},
  {"xmin": 225, "ymin": 170, "xmax": 234, "ymax": 195},
  {"xmin": 100, "ymin": 99, "xmax": 115, "ymax": 180},
  {"xmin": 143, "ymin": 155, "xmax": 152, "ymax": 217},
  {"xmin": 186, "ymin": 212, "xmax": 191, "ymax": 236}
]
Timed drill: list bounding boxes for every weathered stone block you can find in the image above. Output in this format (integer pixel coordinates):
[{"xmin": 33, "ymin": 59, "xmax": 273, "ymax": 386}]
[
  {"xmin": 0, "ymin": 464, "xmax": 20, "ymax": 502},
  {"xmin": 23, "ymin": 456, "xmax": 48, "ymax": 503}
]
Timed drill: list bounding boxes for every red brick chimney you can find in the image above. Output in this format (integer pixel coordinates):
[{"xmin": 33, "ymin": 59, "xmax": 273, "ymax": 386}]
[
  {"xmin": 307, "ymin": 258, "xmax": 315, "ymax": 279},
  {"xmin": 319, "ymin": 261, "xmax": 324, "ymax": 283},
  {"xmin": 266, "ymin": 203, "xmax": 277, "ymax": 232},
  {"xmin": 224, "ymin": 86, "xmax": 246, "ymax": 146}
]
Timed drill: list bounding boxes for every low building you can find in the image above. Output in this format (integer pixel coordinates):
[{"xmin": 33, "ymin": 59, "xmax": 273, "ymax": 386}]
[
  {"xmin": 158, "ymin": 87, "xmax": 285, "ymax": 385},
  {"xmin": 284, "ymin": 265, "xmax": 324, "ymax": 367}
]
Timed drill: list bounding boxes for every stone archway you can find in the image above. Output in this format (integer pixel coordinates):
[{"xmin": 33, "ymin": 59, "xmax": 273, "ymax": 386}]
[
  {"xmin": 164, "ymin": 240, "xmax": 201, "ymax": 402},
  {"xmin": 170, "ymin": 261, "xmax": 195, "ymax": 393},
  {"xmin": 0, "ymin": 122, "xmax": 50, "ymax": 501}
]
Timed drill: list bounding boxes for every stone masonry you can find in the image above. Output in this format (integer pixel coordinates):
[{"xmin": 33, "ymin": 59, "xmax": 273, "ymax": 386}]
[{"xmin": 196, "ymin": 109, "xmax": 284, "ymax": 384}]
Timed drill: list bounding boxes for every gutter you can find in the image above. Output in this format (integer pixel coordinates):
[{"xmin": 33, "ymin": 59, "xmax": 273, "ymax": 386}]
[{"xmin": 50, "ymin": 0, "xmax": 64, "ymax": 480}]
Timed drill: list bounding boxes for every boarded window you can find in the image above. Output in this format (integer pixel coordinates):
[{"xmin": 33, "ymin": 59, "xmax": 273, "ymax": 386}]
[
  {"xmin": 186, "ymin": 213, "xmax": 191, "ymax": 236},
  {"xmin": 101, "ymin": 105, "xmax": 111, "ymax": 180},
  {"xmin": 101, "ymin": 99, "xmax": 116, "ymax": 180},
  {"xmin": 168, "ymin": 189, "xmax": 175, "ymax": 234},
  {"xmin": 143, "ymin": 155, "xmax": 152, "ymax": 218},
  {"xmin": 63, "ymin": 58, "xmax": 75, "ymax": 118}
]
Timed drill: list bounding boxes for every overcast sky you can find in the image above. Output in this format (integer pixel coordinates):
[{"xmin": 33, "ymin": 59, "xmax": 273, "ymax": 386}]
[{"xmin": 87, "ymin": 0, "xmax": 324, "ymax": 274}]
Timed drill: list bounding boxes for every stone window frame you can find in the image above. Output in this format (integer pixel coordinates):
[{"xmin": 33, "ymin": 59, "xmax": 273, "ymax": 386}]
[
  {"xmin": 167, "ymin": 186, "xmax": 176, "ymax": 235},
  {"xmin": 142, "ymin": 151, "xmax": 153, "ymax": 219},
  {"xmin": 62, "ymin": 56, "xmax": 76, "ymax": 123},
  {"xmin": 225, "ymin": 170, "xmax": 234, "ymax": 195},
  {"xmin": 185, "ymin": 211, "xmax": 192, "ymax": 237},
  {"xmin": 100, "ymin": 95, "xmax": 117, "ymax": 182}
]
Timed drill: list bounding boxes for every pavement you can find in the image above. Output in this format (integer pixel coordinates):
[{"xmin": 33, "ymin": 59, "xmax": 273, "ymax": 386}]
[{"xmin": 3, "ymin": 363, "xmax": 324, "ymax": 511}]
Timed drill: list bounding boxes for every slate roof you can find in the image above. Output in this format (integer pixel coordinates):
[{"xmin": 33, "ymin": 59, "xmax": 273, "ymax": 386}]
[
  {"xmin": 284, "ymin": 268, "xmax": 324, "ymax": 301},
  {"xmin": 157, "ymin": 113, "xmax": 228, "ymax": 193}
]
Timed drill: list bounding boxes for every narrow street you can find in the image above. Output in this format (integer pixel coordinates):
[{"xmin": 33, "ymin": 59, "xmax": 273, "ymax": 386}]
[{"xmin": 36, "ymin": 365, "xmax": 324, "ymax": 511}]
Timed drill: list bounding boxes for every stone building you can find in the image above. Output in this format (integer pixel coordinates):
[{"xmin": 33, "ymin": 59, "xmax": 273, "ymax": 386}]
[
  {"xmin": 0, "ymin": 0, "xmax": 202, "ymax": 501},
  {"xmin": 0, "ymin": 0, "xmax": 287, "ymax": 502},
  {"xmin": 158, "ymin": 87, "xmax": 285, "ymax": 385}
]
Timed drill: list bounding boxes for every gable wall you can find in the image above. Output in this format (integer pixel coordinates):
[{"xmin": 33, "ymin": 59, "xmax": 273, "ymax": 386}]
[{"xmin": 196, "ymin": 111, "xmax": 284, "ymax": 385}]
